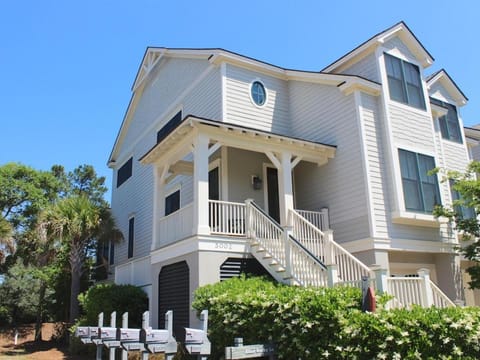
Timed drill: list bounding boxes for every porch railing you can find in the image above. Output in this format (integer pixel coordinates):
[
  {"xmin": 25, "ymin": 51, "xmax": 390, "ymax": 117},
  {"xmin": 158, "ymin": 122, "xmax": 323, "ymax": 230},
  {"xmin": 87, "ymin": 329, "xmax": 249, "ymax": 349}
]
[
  {"xmin": 157, "ymin": 203, "xmax": 194, "ymax": 247},
  {"xmin": 209, "ymin": 200, "xmax": 246, "ymax": 236},
  {"xmin": 289, "ymin": 209, "xmax": 372, "ymax": 283},
  {"xmin": 295, "ymin": 208, "xmax": 329, "ymax": 231}
]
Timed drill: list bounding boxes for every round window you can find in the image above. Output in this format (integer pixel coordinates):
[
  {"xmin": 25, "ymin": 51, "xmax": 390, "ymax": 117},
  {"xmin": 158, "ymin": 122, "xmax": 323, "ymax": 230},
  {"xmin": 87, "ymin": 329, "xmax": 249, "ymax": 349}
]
[{"xmin": 250, "ymin": 81, "xmax": 266, "ymax": 106}]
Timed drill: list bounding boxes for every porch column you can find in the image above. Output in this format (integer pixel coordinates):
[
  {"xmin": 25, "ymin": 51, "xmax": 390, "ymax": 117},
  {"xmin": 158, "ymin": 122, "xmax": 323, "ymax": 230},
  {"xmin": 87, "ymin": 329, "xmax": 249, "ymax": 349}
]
[
  {"xmin": 278, "ymin": 151, "xmax": 294, "ymax": 226},
  {"xmin": 152, "ymin": 165, "xmax": 168, "ymax": 250},
  {"xmin": 193, "ymin": 133, "xmax": 210, "ymax": 235}
]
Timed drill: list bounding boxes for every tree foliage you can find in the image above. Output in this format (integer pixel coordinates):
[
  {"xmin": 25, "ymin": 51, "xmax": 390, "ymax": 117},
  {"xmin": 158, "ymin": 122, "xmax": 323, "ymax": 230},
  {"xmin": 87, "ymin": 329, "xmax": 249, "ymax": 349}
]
[{"xmin": 434, "ymin": 161, "xmax": 480, "ymax": 289}]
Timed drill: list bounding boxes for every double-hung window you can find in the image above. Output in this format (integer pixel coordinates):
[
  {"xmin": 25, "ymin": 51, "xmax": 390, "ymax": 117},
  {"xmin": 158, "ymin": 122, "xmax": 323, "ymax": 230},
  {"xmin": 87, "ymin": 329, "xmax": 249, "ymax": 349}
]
[
  {"xmin": 398, "ymin": 149, "xmax": 441, "ymax": 213},
  {"xmin": 385, "ymin": 53, "xmax": 426, "ymax": 110},
  {"xmin": 431, "ymin": 98, "xmax": 462, "ymax": 143},
  {"xmin": 449, "ymin": 180, "xmax": 475, "ymax": 219}
]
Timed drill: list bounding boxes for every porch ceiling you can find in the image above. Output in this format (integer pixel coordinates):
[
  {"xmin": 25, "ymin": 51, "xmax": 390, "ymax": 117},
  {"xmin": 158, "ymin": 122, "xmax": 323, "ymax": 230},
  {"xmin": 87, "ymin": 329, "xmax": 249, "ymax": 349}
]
[{"xmin": 139, "ymin": 115, "xmax": 336, "ymax": 166}]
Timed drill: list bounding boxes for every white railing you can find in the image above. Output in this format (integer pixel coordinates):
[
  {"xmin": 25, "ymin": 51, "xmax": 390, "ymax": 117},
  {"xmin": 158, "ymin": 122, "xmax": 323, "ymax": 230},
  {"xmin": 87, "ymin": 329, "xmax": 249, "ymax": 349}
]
[
  {"xmin": 386, "ymin": 277, "xmax": 425, "ymax": 308},
  {"xmin": 330, "ymin": 241, "xmax": 371, "ymax": 283},
  {"xmin": 385, "ymin": 275, "xmax": 455, "ymax": 309},
  {"xmin": 289, "ymin": 209, "xmax": 372, "ymax": 283},
  {"xmin": 157, "ymin": 203, "xmax": 194, "ymax": 248},
  {"xmin": 209, "ymin": 200, "xmax": 246, "ymax": 236},
  {"xmin": 247, "ymin": 202, "xmax": 286, "ymax": 264},
  {"xmin": 289, "ymin": 240, "xmax": 329, "ymax": 287},
  {"xmin": 431, "ymin": 281, "xmax": 456, "ymax": 307},
  {"xmin": 295, "ymin": 208, "xmax": 330, "ymax": 230}
]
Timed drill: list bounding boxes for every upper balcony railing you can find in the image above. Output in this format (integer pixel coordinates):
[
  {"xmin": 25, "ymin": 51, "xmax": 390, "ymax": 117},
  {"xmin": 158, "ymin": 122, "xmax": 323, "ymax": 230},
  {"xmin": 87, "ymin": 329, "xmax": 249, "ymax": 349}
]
[{"xmin": 209, "ymin": 200, "xmax": 246, "ymax": 236}]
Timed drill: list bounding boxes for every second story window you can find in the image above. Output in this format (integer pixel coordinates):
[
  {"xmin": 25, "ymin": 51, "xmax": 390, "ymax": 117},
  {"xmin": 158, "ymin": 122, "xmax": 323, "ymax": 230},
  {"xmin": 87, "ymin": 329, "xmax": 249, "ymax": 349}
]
[
  {"xmin": 450, "ymin": 180, "xmax": 475, "ymax": 219},
  {"xmin": 432, "ymin": 99, "xmax": 462, "ymax": 143},
  {"xmin": 117, "ymin": 157, "xmax": 133, "ymax": 188},
  {"xmin": 165, "ymin": 190, "xmax": 180, "ymax": 216},
  {"xmin": 399, "ymin": 149, "xmax": 441, "ymax": 213},
  {"xmin": 128, "ymin": 217, "xmax": 134, "ymax": 259},
  {"xmin": 385, "ymin": 53, "xmax": 425, "ymax": 110}
]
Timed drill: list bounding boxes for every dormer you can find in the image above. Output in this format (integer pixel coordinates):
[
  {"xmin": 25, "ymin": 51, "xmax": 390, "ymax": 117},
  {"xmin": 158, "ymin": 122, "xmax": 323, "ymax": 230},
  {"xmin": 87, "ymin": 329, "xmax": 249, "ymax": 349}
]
[{"xmin": 322, "ymin": 21, "xmax": 434, "ymax": 78}]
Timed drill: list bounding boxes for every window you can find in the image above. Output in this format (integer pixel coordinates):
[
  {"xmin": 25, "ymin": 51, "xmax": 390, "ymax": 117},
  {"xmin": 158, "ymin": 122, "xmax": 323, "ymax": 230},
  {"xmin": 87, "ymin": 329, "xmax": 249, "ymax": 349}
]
[
  {"xmin": 431, "ymin": 98, "xmax": 462, "ymax": 143},
  {"xmin": 450, "ymin": 180, "xmax": 475, "ymax": 219},
  {"xmin": 109, "ymin": 241, "xmax": 115, "ymax": 265},
  {"xmin": 117, "ymin": 157, "xmax": 133, "ymax": 188},
  {"xmin": 128, "ymin": 217, "xmax": 134, "ymax": 259},
  {"xmin": 398, "ymin": 149, "xmax": 441, "ymax": 213},
  {"xmin": 157, "ymin": 111, "xmax": 182, "ymax": 144},
  {"xmin": 250, "ymin": 81, "xmax": 266, "ymax": 106},
  {"xmin": 385, "ymin": 53, "xmax": 425, "ymax": 110},
  {"xmin": 165, "ymin": 190, "xmax": 180, "ymax": 216}
]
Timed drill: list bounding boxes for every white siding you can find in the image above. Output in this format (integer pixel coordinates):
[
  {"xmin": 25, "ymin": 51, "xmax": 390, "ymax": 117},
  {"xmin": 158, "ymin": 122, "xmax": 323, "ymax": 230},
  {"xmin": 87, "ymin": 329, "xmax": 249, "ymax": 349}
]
[
  {"xmin": 225, "ymin": 64, "xmax": 290, "ymax": 134},
  {"xmin": 429, "ymin": 82, "xmax": 457, "ymax": 105},
  {"xmin": 382, "ymin": 36, "xmax": 416, "ymax": 61},
  {"xmin": 289, "ymin": 81, "xmax": 370, "ymax": 243},
  {"xmin": 122, "ymin": 58, "xmax": 213, "ymax": 151},
  {"xmin": 340, "ymin": 53, "xmax": 380, "ymax": 82},
  {"xmin": 112, "ymin": 58, "xmax": 222, "ymax": 267},
  {"xmin": 361, "ymin": 93, "xmax": 389, "ymax": 238},
  {"xmin": 390, "ymin": 103, "xmax": 435, "ymax": 152}
]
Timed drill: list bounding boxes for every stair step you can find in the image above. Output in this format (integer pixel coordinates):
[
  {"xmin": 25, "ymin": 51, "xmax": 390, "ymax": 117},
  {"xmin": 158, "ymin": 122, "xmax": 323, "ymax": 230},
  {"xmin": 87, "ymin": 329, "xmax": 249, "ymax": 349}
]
[
  {"xmin": 276, "ymin": 267, "xmax": 286, "ymax": 273},
  {"xmin": 262, "ymin": 254, "xmax": 272, "ymax": 259}
]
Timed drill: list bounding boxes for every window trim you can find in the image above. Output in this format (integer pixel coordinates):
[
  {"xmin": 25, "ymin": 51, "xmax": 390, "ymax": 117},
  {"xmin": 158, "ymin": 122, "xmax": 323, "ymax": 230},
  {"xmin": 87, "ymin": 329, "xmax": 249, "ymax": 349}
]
[
  {"xmin": 398, "ymin": 149, "xmax": 441, "ymax": 214},
  {"xmin": 431, "ymin": 98, "xmax": 463, "ymax": 143},
  {"xmin": 384, "ymin": 53, "xmax": 426, "ymax": 110},
  {"xmin": 249, "ymin": 79, "xmax": 268, "ymax": 108}
]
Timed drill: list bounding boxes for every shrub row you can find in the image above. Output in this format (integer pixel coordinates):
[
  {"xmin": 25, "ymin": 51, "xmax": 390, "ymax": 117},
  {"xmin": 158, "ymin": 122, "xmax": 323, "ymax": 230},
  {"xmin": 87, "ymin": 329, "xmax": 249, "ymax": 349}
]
[{"xmin": 192, "ymin": 276, "xmax": 480, "ymax": 359}]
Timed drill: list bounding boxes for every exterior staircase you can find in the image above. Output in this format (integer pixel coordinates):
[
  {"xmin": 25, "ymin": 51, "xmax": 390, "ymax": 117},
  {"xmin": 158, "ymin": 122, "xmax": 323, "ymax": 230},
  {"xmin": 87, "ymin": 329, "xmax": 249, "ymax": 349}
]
[{"xmin": 243, "ymin": 200, "xmax": 455, "ymax": 309}]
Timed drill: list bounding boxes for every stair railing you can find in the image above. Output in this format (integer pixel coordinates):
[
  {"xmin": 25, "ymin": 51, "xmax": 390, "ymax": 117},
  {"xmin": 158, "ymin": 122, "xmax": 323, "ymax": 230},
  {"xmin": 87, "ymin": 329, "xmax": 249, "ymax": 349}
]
[
  {"xmin": 246, "ymin": 200, "xmax": 328, "ymax": 287},
  {"xmin": 289, "ymin": 209, "xmax": 372, "ymax": 283}
]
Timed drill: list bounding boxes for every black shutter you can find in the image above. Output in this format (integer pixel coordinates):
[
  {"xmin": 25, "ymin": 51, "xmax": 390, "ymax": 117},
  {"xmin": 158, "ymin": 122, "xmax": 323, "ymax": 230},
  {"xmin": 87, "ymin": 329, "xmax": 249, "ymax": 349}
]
[
  {"xmin": 128, "ymin": 218, "xmax": 134, "ymax": 258},
  {"xmin": 157, "ymin": 111, "xmax": 183, "ymax": 143},
  {"xmin": 117, "ymin": 158, "xmax": 133, "ymax": 188}
]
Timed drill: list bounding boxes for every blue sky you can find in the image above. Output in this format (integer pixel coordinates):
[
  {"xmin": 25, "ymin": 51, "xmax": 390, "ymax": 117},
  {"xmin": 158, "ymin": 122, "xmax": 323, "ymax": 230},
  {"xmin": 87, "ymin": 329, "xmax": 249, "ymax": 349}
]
[{"xmin": 1, "ymin": 0, "xmax": 478, "ymax": 201}]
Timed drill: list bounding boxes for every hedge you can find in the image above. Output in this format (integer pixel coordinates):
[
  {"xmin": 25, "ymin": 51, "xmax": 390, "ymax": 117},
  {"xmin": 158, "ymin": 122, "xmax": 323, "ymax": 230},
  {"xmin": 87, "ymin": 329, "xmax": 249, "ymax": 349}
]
[{"xmin": 192, "ymin": 276, "xmax": 480, "ymax": 359}]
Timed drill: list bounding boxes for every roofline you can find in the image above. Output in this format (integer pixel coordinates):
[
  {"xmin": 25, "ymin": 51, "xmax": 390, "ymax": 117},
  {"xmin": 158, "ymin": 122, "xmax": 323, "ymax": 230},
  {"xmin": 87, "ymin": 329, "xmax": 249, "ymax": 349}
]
[
  {"xmin": 426, "ymin": 68, "xmax": 468, "ymax": 105},
  {"xmin": 322, "ymin": 21, "xmax": 434, "ymax": 73},
  {"xmin": 139, "ymin": 114, "xmax": 337, "ymax": 163}
]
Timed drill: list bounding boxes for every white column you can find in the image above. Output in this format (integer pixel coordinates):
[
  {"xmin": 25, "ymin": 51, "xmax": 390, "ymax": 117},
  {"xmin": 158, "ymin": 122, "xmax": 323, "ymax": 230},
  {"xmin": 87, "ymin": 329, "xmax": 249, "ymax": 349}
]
[
  {"xmin": 151, "ymin": 165, "xmax": 167, "ymax": 251},
  {"xmin": 193, "ymin": 133, "xmax": 211, "ymax": 235},
  {"xmin": 278, "ymin": 151, "xmax": 294, "ymax": 226}
]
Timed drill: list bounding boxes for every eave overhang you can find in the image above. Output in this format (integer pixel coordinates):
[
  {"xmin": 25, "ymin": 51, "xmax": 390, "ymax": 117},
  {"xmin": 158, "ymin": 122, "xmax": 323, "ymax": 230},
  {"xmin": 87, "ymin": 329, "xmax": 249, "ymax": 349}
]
[
  {"xmin": 427, "ymin": 69, "xmax": 468, "ymax": 107},
  {"xmin": 139, "ymin": 115, "xmax": 336, "ymax": 166},
  {"xmin": 322, "ymin": 21, "xmax": 434, "ymax": 73}
]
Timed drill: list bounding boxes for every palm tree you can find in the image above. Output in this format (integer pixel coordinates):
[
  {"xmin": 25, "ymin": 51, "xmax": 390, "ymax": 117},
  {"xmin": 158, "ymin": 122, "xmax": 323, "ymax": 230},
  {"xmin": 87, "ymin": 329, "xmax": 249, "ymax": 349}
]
[
  {"xmin": 0, "ymin": 216, "xmax": 14, "ymax": 263},
  {"xmin": 39, "ymin": 195, "xmax": 122, "ymax": 323}
]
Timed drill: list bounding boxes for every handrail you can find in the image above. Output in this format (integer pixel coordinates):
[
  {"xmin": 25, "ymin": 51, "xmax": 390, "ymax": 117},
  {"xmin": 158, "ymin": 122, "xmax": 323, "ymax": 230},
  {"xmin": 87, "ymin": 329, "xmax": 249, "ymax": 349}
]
[
  {"xmin": 430, "ymin": 281, "xmax": 455, "ymax": 307},
  {"xmin": 208, "ymin": 200, "xmax": 246, "ymax": 236},
  {"xmin": 289, "ymin": 209, "xmax": 372, "ymax": 282},
  {"xmin": 246, "ymin": 201, "xmax": 328, "ymax": 286}
]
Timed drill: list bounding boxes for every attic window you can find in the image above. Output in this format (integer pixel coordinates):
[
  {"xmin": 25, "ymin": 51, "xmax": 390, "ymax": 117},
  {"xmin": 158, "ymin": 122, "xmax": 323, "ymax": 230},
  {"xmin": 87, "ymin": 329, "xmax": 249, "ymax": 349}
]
[
  {"xmin": 250, "ymin": 80, "xmax": 267, "ymax": 107},
  {"xmin": 385, "ymin": 53, "xmax": 425, "ymax": 110}
]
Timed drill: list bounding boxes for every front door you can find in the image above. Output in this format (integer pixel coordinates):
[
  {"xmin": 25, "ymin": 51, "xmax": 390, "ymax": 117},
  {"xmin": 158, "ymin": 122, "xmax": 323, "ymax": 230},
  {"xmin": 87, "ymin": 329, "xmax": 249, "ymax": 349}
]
[{"xmin": 266, "ymin": 167, "xmax": 280, "ymax": 223}]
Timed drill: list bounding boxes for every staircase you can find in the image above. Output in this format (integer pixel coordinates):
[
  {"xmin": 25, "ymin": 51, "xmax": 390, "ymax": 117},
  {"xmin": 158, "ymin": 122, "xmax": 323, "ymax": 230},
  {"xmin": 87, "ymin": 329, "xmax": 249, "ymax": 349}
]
[
  {"xmin": 207, "ymin": 199, "xmax": 455, "ymax": 308},
  {"xmin": 245, "ymin": 200, "xmax": 371, "ymax": 287}
]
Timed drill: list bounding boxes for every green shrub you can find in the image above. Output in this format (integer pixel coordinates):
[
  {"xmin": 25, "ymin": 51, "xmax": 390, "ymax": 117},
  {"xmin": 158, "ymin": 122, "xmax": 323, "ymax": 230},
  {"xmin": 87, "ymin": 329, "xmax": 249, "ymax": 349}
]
[
  {"xmin": 193, "ymin": 276, "xmax": 480, "ymax": 359},
  {"xmin": 77, "ymin": 283, "xmax": 149, "ymax": 328}
]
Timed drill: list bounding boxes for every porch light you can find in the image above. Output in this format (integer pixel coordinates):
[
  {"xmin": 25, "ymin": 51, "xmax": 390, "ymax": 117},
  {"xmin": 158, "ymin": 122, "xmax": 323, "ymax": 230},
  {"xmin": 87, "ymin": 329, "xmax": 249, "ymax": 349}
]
[{"xmin": 251, "ymin": 175, "xmax": 262, "ymax": 190}]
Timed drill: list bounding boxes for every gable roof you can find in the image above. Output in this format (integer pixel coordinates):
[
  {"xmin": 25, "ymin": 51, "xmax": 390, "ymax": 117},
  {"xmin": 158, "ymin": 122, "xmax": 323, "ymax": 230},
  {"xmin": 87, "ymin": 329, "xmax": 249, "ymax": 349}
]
[
  {"xmin": 108, "ymin": 47, "xmax": 381, "ymax": 166},
  {"xmin": 322, "ymin": 21, "xmax": 434, "ymax": 73},
  {"xmin": 426, "ymin": 69, "xmax": 468, "ymax": 106}
]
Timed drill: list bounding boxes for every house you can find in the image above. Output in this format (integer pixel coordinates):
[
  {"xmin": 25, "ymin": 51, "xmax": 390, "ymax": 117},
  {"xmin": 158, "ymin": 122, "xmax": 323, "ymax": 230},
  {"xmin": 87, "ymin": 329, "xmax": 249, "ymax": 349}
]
[{"xmin": 107, "ymin": 21, "xmax": 474, "ymax": 333}]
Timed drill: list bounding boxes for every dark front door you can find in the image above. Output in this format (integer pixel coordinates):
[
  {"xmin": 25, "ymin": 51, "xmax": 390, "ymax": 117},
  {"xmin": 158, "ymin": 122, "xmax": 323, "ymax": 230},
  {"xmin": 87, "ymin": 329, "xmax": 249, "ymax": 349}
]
[
  {"xmin": 209, "ymin": 167, "xmax": 219, "ymax": 200},
  {"xmin": 266, "ymin": 167, "xmax": 280, "ymax": 223},
  {"xmin": 158, "ymin": 261, "xmax": 189, "ymax": 341}
]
